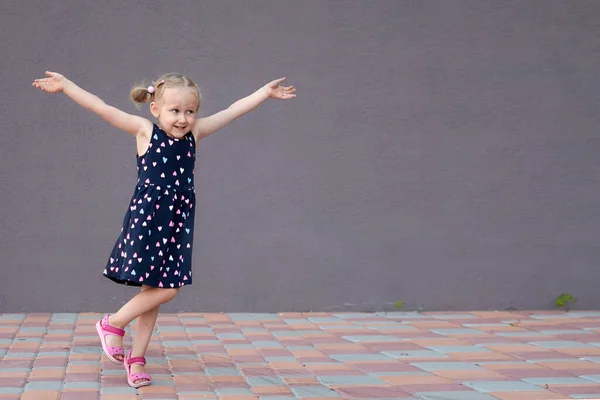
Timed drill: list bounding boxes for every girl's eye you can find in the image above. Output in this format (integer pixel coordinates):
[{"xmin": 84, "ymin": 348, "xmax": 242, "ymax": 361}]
[
  {"xmin": 186, "ymin": 110, "xmax": 194, "ymax": 114},
  {"xmin": 172, "ymin": 109, "xmax": 179, "ymax": 113}
]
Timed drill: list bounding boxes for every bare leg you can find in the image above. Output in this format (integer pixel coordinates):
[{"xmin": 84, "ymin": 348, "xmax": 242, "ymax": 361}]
[
  {"xmin": 105, "ymin": 286, "xmax": 178, "ymax": 362},
  {"xmin": 129, "ymin": 287, "xmax": 161, "ymax": 384}
]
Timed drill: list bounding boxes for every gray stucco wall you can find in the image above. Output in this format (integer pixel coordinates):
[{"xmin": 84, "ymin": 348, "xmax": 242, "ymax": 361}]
[{"xmin": 2, "ymin": 0, "xmax": 600, "ymax": 312}]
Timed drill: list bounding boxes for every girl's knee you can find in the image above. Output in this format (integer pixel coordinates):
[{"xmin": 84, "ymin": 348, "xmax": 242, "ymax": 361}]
[{"xmin": 161, "ymin": 288, "xmax": 179, "ymax": 303}]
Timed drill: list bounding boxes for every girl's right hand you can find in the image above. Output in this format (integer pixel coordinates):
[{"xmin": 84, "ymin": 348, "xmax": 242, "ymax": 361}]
[{"xmin": 32, "ymin": 71, "xmax": 66, "ymax": 93}]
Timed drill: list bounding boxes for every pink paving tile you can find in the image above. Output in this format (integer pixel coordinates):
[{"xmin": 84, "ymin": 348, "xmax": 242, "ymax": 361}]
[
  {"xmin": 320, "ymin": 348, "xmax": 376, "ymax": 355},
  {"xmin": 240, "ymin": 367, "xmax": 276, "ymax": 376},
  {"xmin": 352, "ymin": 362, "xmax": 423, "ymax": 373},
  {"xmin": 335, "ymin": 386, "xmax": 411, "ymax": 398},
  {"xmin": 507, "ymin": 351, "xmax": 575, "ymax": 360},
  {"xmin": 259, "ymin": 349, "xmax": 294, "ymax": 357},
  {"xmin": 63, "ymin": 373, "xmax": 101, "ymax": 382},
  {"xmin": 311, "ymin": 369, "xmax": 367, "ymax": 376},
  {"xmin": 548, "ymin": 385, "xmax": 600, "ymax": 395},
  {"xmin": 273, "ymin": 368, "xmax": 312, "ymax": 375},
  {"xmin": 401, "ymin": 384, "xmax": 484, "ymax": 394},
  {"xmin": 32, "ymin": 358, "xmax": 67, "ymax": 367},
  {"xmin": 230, "ymin": 355, "xmax": 265, "ymax": 362},
  {"xmin": 496, "ymin": 368, "xmax": 576, "ymax": 379},
  {"xmin": 0, "ymin": 377, "xmax": 26, "ymax": 387},
  {"xmin": 210, "ymin": 382, "xmax": 250, "ymax": 389},
  {"xmin": 364, "ymin": 343, "xmax": 431, "ymax": 351}
]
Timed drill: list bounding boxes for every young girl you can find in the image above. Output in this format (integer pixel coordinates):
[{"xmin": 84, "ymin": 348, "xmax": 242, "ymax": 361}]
[{"xmin": 32, "ymin": 71, "xmax": 296, "ymax": 388}]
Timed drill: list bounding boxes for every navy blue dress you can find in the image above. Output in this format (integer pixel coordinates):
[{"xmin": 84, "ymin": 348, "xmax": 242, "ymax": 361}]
[{"xmin": 104, "ymin": 124, "xmax": 196, "ymax": 288}]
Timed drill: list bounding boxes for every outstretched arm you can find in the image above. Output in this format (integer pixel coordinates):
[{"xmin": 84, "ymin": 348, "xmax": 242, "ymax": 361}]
[
  {"xmin": 192, "ymin": 77, "xmax": 296, "ymax": 141},
  {"xmin": 32, "ymin": 71, "xmax": 150, "ymax": 137}
]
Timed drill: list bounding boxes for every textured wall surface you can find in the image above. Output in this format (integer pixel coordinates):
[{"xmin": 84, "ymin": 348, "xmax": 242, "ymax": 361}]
[{"xmin": 2, "ymin": 0, "xmax": 600, "ymax": 312}]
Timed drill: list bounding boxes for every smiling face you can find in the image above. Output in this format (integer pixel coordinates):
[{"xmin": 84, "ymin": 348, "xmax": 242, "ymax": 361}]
[{"xmin": 150, "ymin": 87, "xmax": 199, "ymax": 139}]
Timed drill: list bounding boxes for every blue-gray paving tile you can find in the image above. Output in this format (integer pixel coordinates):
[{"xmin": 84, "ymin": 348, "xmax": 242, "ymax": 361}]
[
  {"xmin": 71, "ymin": 347, "xmax": 101, "ymax": 354},
  {"xmin": 252, "ymin": 341, "xmax": 284, "ymax": 348},
  {"xmin": 100, "ymin": 387, "xmax": 138, "ymax": 394},
  {"xmin": 205, "ymin": 367, "xmax": 241, "ymax": 376},
  {"xmin": 192, "ymin": 340, "xmax": 221, "ymax": 345},
  {"xmin": 320, "ymin": 325, "xmax": 363, "ymax": 331},
  {"xmin": 529, "ymin": 314, "xmax": 571, "ymax": 319},
  {"xmin": 225, "ymin": 344, "xmax": 255, "ymax": 349},
  {"xmin": 230, "ymin": 313, "xmax": 280, "ymax": 321},
  {"xmin": 528, "ymin": 341, "xmax": 596, "ymax": 349},
  {"xmin": 246, "ymin": 376, "xmax": 285, "ymax": 386},
  {"xmin": 0, "ymin": 314, "xmax": 26, "ymax": 320},
  {"xmin": 0, "ymin": 388, "xmax": 23, "ymax": 394},
  {"xmin": 376, "ymin": 312, "xmax": 429, "ymax": 318},
  {"xmin": 63, "ymin": 382, "xmax": 101, "ymax": 389},
  {"xmin": 214, "ymin": 388, "xmax": 254, "ymax": 395},
  {"xmin": 367, "ymin": 325, "xmax": 415, "ymax": 331},
  {"xmin": 369, "ymin": 371, "xmax": 430, "ymax": 377},
  {"xmin": 19, "ymin": 327, "xmax": 47, "ymax": 333},
  {"xmin": 430, "ymin": 328, "xmax": 484, "ymax": 335},
  {"xmin": 151, "ymin": 379, "xmax": 175, "ymax": 386},
  {"xmin": 571, "ymin": 395, "xmax": 600, "ymax": 399},
  {"xmin": 416, "ymin": 392, "xmax": 497, "ymax": 400},
  {"xmin": 333, "ymin": 313, "xmax": 373, "ymax": 319},
  {"xmin": 296, "ymin": 330, "xmax": 327, "ymax": 335},
  {"xmin": 284, "ymin": 319, "xmax": 313, "ymax": 324},
  {"xmin": 46, "ymin": 329, "xmax": 74, "ymax": 334},
  {"xmin": 566, "ymin": 312, "xmax": 600, "ymax": 318},
  {"xmin": 522, "ymin": 377, "xmax": 592, "ymax": 385},
  {"xmin": 540, "ymin": 330, "xmax": 593, "ymax": 335},
  {"xmin": 272, "ymin": 331, "xmax": 302, "ymax": 337},
  {"xmin": 156, "ymin": 326, "xmax": 186, "ymax": 332},
  {"xmin": 24, "ymin": 381, "xmax": 63, "ymax": 390},
  {"xmin": 411, "ymin": 362, "xmax": 483, "ymax": 371},
  {"xmin": 330, "ymin": 354, "xmax": 395, "ymax": 362},
  {"xmin": 51, "ymin": 313, "xmax": 78, "ymax": 321},
  {"xmin": 463, "ymin": 323, "xmax": 509, "ymax": 327},
  {"xmin": 100, "ymin": 370, "xmax": 126, "ymax": 376},
  {"xmin": 382, "ymin": 350, "xmax": 447, "ymax": 359},
  {"xmin": 342, "ymin": 335, "xmax": 398, "ymax": 342},
  {"xmin": 463, "ymin": 381, "xmax": 545, "ymax": 392},
  {"xmin": 317, "ymin": 375, "xmax": 384, "ymax": 385},
  {"xmin": 425, "ymin": 346, "xmax": 492, "ymax": 353},
  {"xmin": 308, "ymin": 317, "xmax": 344, "ymax": 323},
  {"xmin": 217, "ymin": 333, "xmax": 245, "ymax": 339},
  {"xmin": 265, "ymin": 356, "xmax": 298, "ymax": 362},
  {"xmin": 580, "ymin": 375, "xmax": 600, "ymax": 382},
  {"xmin": 0, "ymin": 368, "xmax": 30, "ymax": 373},
  {"xmin": 291, "ymin": 386, "xmax": 342, "ymax": 397},
  {"xmin": 184, "ymin": 327, "xmax": 213, "ymax": 333},
  {"xmin": 496, "ymin": 332, "xmax": 552, "ymax": 337},
  {"xmin": 431, "ymin": 314, "xmax": 479, "ymax": 320},
  {"xmin": 0, "ymin": 339, "xmax": 12, "ymax": 345}
]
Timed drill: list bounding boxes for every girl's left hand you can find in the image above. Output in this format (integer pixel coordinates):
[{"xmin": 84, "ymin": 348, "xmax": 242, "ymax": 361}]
[{"xmin": 264, "ymin": 78, "xmax": 296, "ymax": 100}]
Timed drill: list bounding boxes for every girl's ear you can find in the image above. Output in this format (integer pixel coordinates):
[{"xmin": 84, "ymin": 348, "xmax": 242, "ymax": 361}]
[{"xmin": 150, "ymin": 102, "xmax": 159, "ymax": 118}]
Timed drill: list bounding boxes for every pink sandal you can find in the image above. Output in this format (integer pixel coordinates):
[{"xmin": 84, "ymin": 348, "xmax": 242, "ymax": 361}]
[
  {"xmin": 124, "ymin": 349, "xmax": 152, "ymax": 388},
  {"xmin": 95, "ymin": 314, "xmax": 125, "ymax": 364}
]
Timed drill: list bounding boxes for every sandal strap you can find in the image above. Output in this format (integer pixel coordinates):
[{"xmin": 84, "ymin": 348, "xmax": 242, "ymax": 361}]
[
  {"xmin": 127, "ymin": 356, "xmax": 147, "ymax": 366},
  {"xmin": 130, "ymin": 372, "xmax": 151, "ymax": 380},
  {"xmin": 102, "ymin": 315, "xmax": 125, "ymax": 336}
]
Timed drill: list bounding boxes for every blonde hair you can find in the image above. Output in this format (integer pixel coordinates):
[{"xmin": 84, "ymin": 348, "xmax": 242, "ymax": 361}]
[{"xmin": 130, "ymin": 73, "xmax": 201, "ymax": 110}]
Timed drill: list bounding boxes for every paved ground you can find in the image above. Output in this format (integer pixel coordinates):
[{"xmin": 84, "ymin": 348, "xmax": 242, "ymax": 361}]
[{"xmin": 2, "ymin": 311, "xmax": 600, "ymax": 399}]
